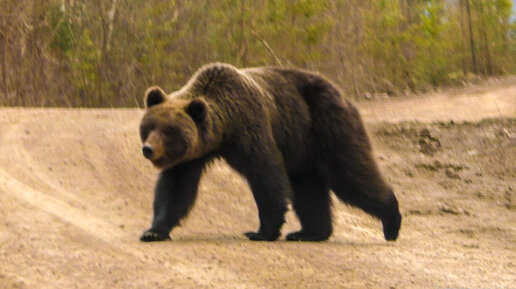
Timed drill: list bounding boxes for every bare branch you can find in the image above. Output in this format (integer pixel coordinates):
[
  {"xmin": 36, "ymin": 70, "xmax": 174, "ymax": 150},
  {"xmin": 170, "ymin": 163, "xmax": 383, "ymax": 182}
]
[
  {"xmin": 250, "ymin": 30, "xmax": 282, "ymax": 66},
  {"xmin": 106, "ymin": 0, "xmax": 118, "ymax": 52}
]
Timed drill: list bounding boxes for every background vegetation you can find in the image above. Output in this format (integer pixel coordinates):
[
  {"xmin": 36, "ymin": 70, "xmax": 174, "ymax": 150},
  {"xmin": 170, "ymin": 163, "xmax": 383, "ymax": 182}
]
[{"xmin": 0, "ymin": 0, "xmax": 515, "ymax": 107}]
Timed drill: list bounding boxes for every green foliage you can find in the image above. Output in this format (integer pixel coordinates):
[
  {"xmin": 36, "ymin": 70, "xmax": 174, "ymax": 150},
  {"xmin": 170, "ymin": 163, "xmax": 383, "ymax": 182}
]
[
  {"xmin": 68, "ymin": 29, "xmax": 100, "ymax": 96},
  {"xmin": 0, "ymin": 0, "xmax": 515, "ymax": 107},
  {"xmin": 49, "ymin": 5, "xmax": 75, "ymax": 53}
]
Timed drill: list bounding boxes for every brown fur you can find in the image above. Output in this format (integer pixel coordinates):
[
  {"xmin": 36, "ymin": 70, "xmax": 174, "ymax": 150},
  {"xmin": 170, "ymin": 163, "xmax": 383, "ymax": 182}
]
[{"xmin": 139, "ymin": 63, "xmax": 402, "ymax": 242}]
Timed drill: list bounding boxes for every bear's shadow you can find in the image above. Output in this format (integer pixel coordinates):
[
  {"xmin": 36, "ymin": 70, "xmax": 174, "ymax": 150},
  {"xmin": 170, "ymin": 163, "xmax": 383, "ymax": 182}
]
[{"xmin": 158, "ymin": 234, "xmax": 395, "ymax": 248}]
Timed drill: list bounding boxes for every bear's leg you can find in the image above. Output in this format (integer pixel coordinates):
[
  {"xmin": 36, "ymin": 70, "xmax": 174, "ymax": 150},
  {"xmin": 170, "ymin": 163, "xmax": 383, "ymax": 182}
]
[
  {"xmin": 313, "ymin": 102, "xmax": 402, "ymax": 241},
  {"xmin": 140, "ymin": 158, "xmax": 207, "ymax": 242},
  {"xmin": 227, "ymin": 150, "xmax": 289, "ymax": 241},
  {"xmin": 286, "ymin": 174, "xmax": 332, "ymax": 241},
  {"xmin": 329, "ymin": 174, "xmax": 401, "ymax": 241},
  {"xmin": 243, "ymin": 167, "xmax": 289, "ymax": 241}
]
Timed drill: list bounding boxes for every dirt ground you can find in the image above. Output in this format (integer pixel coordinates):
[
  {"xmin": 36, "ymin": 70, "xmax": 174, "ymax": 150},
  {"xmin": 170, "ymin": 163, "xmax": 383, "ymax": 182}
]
[{"xmin": 0, "ymin": 79, "xmax": 515, "ymax": 289}]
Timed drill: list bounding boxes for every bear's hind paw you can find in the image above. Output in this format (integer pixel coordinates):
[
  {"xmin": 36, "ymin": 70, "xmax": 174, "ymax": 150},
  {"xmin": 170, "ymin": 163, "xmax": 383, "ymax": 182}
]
[
  {"xmin": 244, "ymin": 231, "xmax": 280, "ymax": 241},
  {"xmin": 381, "ymin": 212, "xmax": 402, "ymax": 241},
  {"xmin": 140, "ymin": 230, "xmax": 171, "ymax": 242},
  {"xmin": 286, "ymin": 231, "xmax": 330, "ymax": 242}
]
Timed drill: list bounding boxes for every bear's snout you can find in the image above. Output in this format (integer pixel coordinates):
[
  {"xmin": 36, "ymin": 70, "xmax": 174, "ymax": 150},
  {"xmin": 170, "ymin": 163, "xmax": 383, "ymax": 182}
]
[
  {"xmin": 142, "ymin": 145, "xmax": 154, "ymax": 159},
  {"xmin": 141, "ymin": 130, "xmax": 166, "ymax": 162}
]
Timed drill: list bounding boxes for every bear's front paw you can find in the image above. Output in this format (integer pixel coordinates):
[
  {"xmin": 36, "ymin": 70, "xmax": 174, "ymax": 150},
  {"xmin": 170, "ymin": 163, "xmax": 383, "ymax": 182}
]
[
  {"xmin": 244, "ymin": 231, "xmax": 280, "ymax": 241},
  {"xmin": 286, "ymin": 231, "xmax": 329, "ymax": 242},
  {"xmin": 140, "ymin": 230, "xmax": 171, "ymax": 242}
]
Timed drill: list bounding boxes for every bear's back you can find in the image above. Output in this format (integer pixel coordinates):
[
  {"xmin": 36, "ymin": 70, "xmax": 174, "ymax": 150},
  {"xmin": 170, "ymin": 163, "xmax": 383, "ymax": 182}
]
[{"xmin": 242, "ymin": 67, "xmax": 321, "ymax": 173}]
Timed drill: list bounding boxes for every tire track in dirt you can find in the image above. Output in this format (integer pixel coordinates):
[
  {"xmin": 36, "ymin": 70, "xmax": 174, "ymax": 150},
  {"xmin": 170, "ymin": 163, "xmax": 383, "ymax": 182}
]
[
  {"xmin": 359, "ymin": 83, "xmax": 516, "ymax": 123},
  {"xmin": 1, "ymin": 79, "xmax": 515, "ymax": 288},
  {"xmin": 0, "ymin": 119, "xmax": 262, "ymax": 289},
  {"xmin": 0, "ymin": 121, "xmax": 87, "ymax": 207}
]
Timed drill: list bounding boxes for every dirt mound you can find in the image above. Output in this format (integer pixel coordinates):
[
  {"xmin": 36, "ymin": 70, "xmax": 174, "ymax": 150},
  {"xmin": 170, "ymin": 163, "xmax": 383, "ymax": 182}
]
[{"xmin": 1, "ymin": 82, "xmax": 515, "ymax": 288}]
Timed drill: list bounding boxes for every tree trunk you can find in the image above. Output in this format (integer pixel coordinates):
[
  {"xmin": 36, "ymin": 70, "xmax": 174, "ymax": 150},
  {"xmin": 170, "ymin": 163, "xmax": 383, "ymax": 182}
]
[
  {"xmin": 465, "ymin": 0, "xmax": 477, "ymax": 74},
  {"xmin": 238, "ymin": 0, "xmax": 248, "ymax": 67},
  {"xmin": 1, "ymin": 18, "xmax": 9, "ymax": 99},
  {"xmin": 459, "ymin": 0, "xmax": 467, "ymax": 75},
  {"xmin": 478, "ymin": 1, "xmax": 492, "ymax": 75}
]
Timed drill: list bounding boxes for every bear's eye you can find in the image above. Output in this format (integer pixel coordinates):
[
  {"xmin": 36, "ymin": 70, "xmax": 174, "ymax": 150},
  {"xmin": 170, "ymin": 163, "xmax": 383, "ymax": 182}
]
[
  {"xmin": 140, "ymin": 124, "xmax": 155, "ymax": 141},
  {"xmin": 162, "ymin": 125, "xmax": 180, "ymax": 136}
]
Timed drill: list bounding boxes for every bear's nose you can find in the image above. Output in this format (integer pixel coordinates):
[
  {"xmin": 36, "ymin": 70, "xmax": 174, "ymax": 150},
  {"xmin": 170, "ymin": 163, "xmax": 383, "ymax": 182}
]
[{"xmin": 142, "ymin": 145, "xmax": 154, "ymax": 159}]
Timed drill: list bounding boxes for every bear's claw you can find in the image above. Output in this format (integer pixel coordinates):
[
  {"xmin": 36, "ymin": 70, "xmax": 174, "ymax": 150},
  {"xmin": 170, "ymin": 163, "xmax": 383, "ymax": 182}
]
[
  {"xmin": 244, "ymin": 231, "xmax": 280, "ymax": 241},
  {"xmin": 140, "ymin": 230, "xmax": 171, "ymax": 242},
  {"xmin": 285, "ymin": 231, "xmax": 329, "ymax": 242}
]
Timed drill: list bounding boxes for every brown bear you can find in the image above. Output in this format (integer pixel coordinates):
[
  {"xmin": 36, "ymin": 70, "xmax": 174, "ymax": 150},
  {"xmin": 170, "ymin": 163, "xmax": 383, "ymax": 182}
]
[{"xmin": 139, "ymin": 63, "xmax": 401, "ymax": 242}]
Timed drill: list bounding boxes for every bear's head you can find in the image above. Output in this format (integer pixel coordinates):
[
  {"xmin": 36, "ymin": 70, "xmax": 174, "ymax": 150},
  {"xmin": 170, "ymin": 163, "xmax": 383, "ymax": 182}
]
[{"xmin": 140, "ymin": 86, "xmax": 209, "ymax": 169}]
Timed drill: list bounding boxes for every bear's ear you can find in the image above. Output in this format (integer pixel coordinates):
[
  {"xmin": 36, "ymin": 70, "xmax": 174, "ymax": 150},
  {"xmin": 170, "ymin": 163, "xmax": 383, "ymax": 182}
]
[
  {"xmin": 144, "ymin": 86, "xmax": 167, "ymax": 108},
  {"xmin": 186, "ymin": 98, "xmax": 208, "ymax": 123}
]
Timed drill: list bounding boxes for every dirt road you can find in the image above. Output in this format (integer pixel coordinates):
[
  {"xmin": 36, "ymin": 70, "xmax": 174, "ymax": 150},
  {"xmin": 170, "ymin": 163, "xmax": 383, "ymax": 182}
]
[{"xmin": 1, "ymin": 80, "xmax": 515, "ymax": 288}]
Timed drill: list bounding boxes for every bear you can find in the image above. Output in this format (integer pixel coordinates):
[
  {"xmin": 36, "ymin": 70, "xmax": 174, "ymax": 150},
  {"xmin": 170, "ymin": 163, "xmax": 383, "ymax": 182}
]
[{"xmin": 139, "ymin": 63, "xmax": 402, "ymax": 242}]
